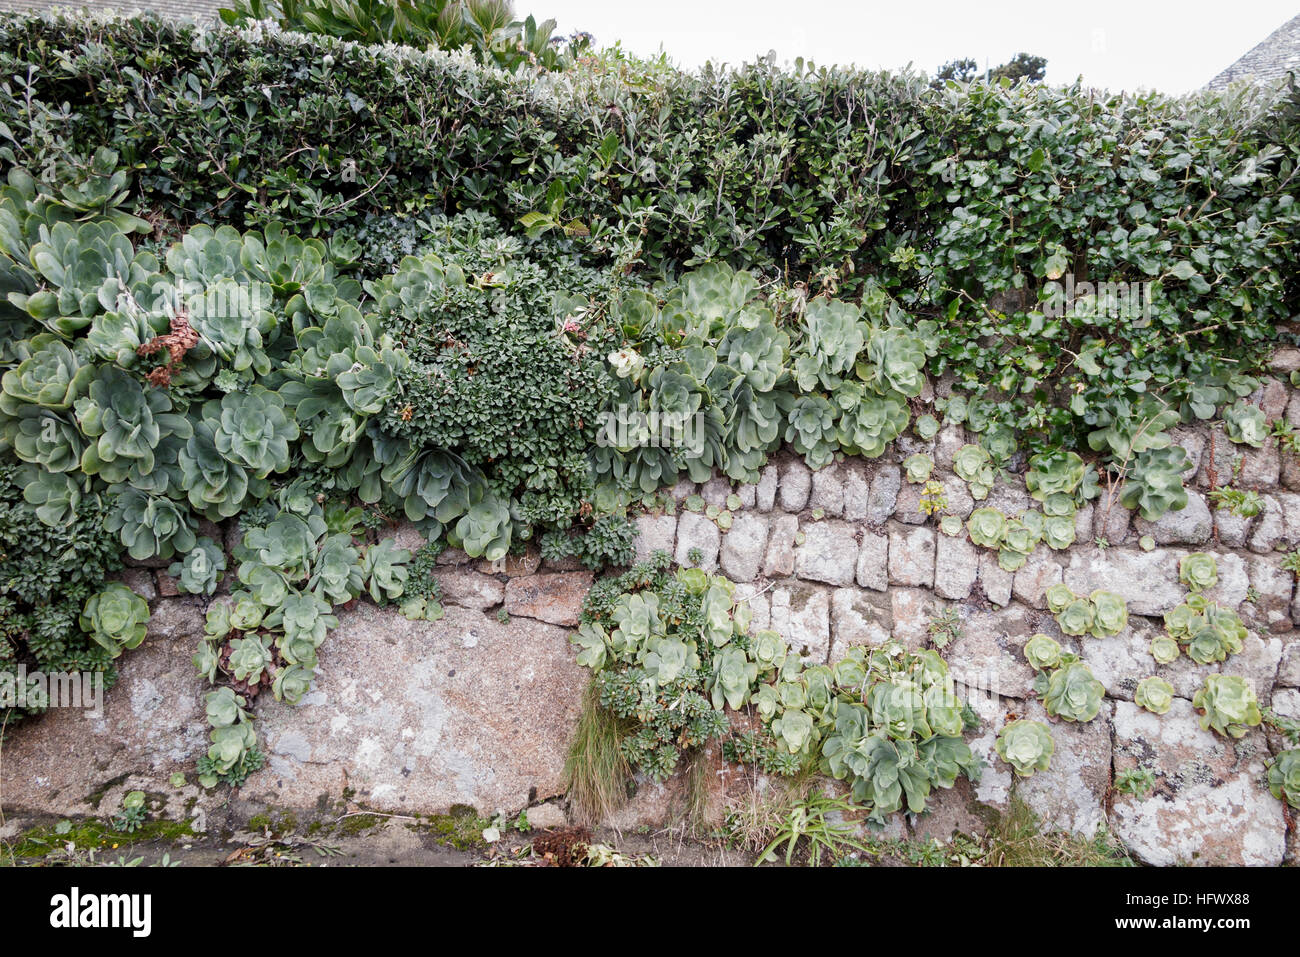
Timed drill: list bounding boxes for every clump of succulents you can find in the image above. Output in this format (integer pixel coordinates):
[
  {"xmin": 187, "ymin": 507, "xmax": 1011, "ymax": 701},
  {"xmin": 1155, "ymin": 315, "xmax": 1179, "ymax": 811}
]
[
  {"xmin": 903, "ymin": 453, "xmax": 934, "ymax": 484},
  {"xmin": 1089, "ymin": 590, "xmax": 1128, "ymax": 638},
  {"xmin": 997, "ymin": 516, "xmax": 1040, "ymax": 571},
  {"xmin": 1163, "ymin": 594, "xmax": 1247, "ymax": 665},
  {"xmin": 1179, "ymin": 552, "xmax": 1218, "ymax": 593},
  {"xmin": 1023, "ymin": 633, "xmax": 1063, "ymax": 671},
  {"xmin": 1150, "ymin": 634, "xmax": 1181, "ymax": 664},
  {"xmin": 1025, "ymin": 449, "xmax": 1097, "ymax": 509},
  {"xmin": 995, "ymin": 719, "xmax": 1055, "ymax": 777},
  {"xmin": 1046, "ymin": 584, "xmax": 1127, "ymax": 639},
  {"xmin": 1120, "ymin": 446, "xmax": 1191, "ymax": 521},
  {"xmin": 952, "ymin": 443, "xmax": 994, "ymax": 499},
  {"xmin": 168, "ymin": 537, "xmax": 227, "ymax": 597},
  {"xmin": 967, "ymin": 507, "xmax": 1006, "ymax": 548},
  {"xmin": 79, "ymin": 582, "xmax": 150, "ymax": 657},
  {"xmin": 1222, "ymin": 400, "xmax": 1267, "ymax": 448},
  {"xmin": 1134, "ymin": 676, "xmax": 1175, "ymax": 715},
  {"xmin": 571, "ymin": 558, "xmax": 979, "ymax": 823},
  {"xmin": 1035, "ymin": 658, "xmax": 1105, "ymax": 723},
  {"xmin": 1191, "ymin": 674, "xmax": 1262, "ymax": 738},
  {"xmin": 1266, "ymin": 749, "xmax": 1300, "ymax": 809}
]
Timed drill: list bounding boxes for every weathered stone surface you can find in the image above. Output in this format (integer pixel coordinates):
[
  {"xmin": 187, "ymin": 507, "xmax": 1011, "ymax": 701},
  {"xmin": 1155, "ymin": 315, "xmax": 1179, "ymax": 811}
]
[
  {"xmin": 734, "ymin": 582, "xmax": 771, "ymax": 631},
  {"xmin": 385, "ymin": 521, "xmax": 430, "ymax": 554},
  {"xmin": 938, "ymin": 474, "xmax": 975, "ymax": 519},
  {"xmin": 841, "ymin": 462, "xmax": 871, "ymax": 521},
  {"xmin": 1278, "ymin": 639, "xmax": 1300, "ymax": 688},
  {"xmin": 855, "ymin": 530, "xmax": 889, "ymax": 591},
  {"xmin": 957, "ymin": 682, "xmax": 1012, "ymax": 810},
  {"xmin": 243, "ymin": 603, "xmax": 585, "ymax": 815},
  {"xmin": 1248, "ymin": 554, "xmax": 1295, "ymax": 633},
  {"xmin": 764, "ymin": 514, "xmax": 799, "ymax": 578},
  {"xmin": 1111, "ymin": 699, "xmax": 1285, "ymax": 866},
  {"xmin": 1254, "ymin": 377, "xmax": 1291, "ymax": 419},
  {"xmin": 1062, "ymin": 547, "xmax": 1183, "ymax": 616},
  {"xmin": 719, "ymin": 513, "xmax": 769, "ymax": 583},
  {"xmin": 504, "ymin": 571, "xmax": 592, "ymax": 626},
  {"xmin": 1073, "ymin": 504, "xmax": 1094, "ymax": 544},
  {"xmin": 477, "ymin": 548, "xmax": 543, "ymax": 578},
  {"xmin": 669, "ymin": 478, "xmax": 696, "ymax": 501},
  {"xmin": 943, "ymin": 602, "xmax": 1038, "ymax": 698},
  {"xmin": 440, "ymin": 568, "xmax": 507, "ymax": 611},
  {"xmin": 778, "ymin": 458, "xmax": 812, "ymax": 512},
  {"xmin": 1239, "ymin": 443, "xmax": 1281, "ymax": 487},
  {"xmin": 808, "ymin": 462, "xmax": 845, "ymax": 517},
  {"xmin": 977, "ymin": 552, "xmax": 1013, "ymax": 606},
  {"xmin": 1133, "ymin": 491, "xmax": 1212, "ymax": 545},
  {"xmin": 602, "ymin": 775, "xmax": 679, "ymax": 830},
  {"xmin": 983, "ymin": 478, "xmax": 1030, "ymax": 516},
  {"xmin": 734, "ymin": 483, "xmax": 756, "ymax": 508},
  {"xmin": 795, "ymin": 520, "xmax": 859, "ymax": 586},
  {"xmin": 700, "ymin": 476, "xmax": 731, "ymax": 507},
  {"xmin": 892, "ymin": 482, "xmax": 927, "ymax": 525},
  {"xmin": 769, "ymin": 584, "xmax": 831, "ymax": 663},
  {"xmin": 155, "ymin": 571, "xmax": 181, "ymax": 598},
  {"xmin": 675, "ymin": 512, "xmax": 721, "ymax": 571},
  {"xmin": 1248, "ymin": 494, "xmax": 1284, "ymax": 553},
  {"xmin": 1011, "ymin": 551, "xmax": 1062, "ymax": 610},
  {"xmin": 933, "ymin": 533, "xmax": 978, "ymax": 600},
  {"xmin": 866, "ymin": 464, "xmax": 900, "ymax": 526},
  {"xmin": 829, "ymin": 588, "xmax": 892, "ymax": 657},
  {"xmin": 889, "ymin": 587, "xmax": 932, "ymax": 649},
  {"xmin": 1167, "ymin": 426, "xmax": 1206, "ymax": 477},
  {"xmin": 1279, "ymin": 492, "xmax": 1300, "ymax": 544},
  {"xmin": 1273, "ymin": 687, "xmax": 1300, "ymax": 721},
  {"xmin": 1092, "ymin": 499, "xmax": 1133, "ymax": 546},
  {"xmin": 148, "ymin": 597, "xmax": 206, "ymax": 640},
  {"xmin": 1080, "ymin": 619, "xmax": 1159, "ymax": 701},
  {"xmin": 934, "ymin": 424, "xmax": 967, "ymax": 470},
  {"xmin": 1018, "ymin": 698, "xmax": 1113, "ymax": 838},
  {"xmin": 756, "ymin": 464, "xmax": 779, "ymax": 511},
  {"xmin": 887, "ymin": 523, "xmax": 935, "ymax": 588},
  {"xmin": 113, "ymin": 567, "xmax": 157, "ymax": 602},
  {"xmin": 525, "ymin": 802, "xmax": 567, "ymax": 830},
  {"xmin": 893, "ymin": 474, "xmax": 972, "ymax": 525},
  {"xmin": 0, "ymin": 613, "xmax": 211, "ymax": 818},
  {"xmin": 1201, "ymin": 550, "xmax": 1249, "ymax": 609},
  {"xmin": 435, "ymin": 547, "xmax": 473, "ymax": 566},
  {"xmin": 1270, "ymin": 346, "xmax": 1300, "ymax": 374},
  {"xmin": 1214, "ymin": 508, "xmax": 1255, "ymax": 548},
  {"xmin": 908, "ymin": 777, "xmax": 989, "ymax": 841},
  {"xmin": 633, "ymin": 513, "xmax": 677, "ymax": 563}
]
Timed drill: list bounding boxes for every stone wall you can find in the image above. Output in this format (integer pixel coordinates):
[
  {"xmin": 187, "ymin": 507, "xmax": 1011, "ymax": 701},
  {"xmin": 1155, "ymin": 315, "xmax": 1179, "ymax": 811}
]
[{"xmin": 4, "ymin": 356, "xmax": 1300, "ymax": 865}]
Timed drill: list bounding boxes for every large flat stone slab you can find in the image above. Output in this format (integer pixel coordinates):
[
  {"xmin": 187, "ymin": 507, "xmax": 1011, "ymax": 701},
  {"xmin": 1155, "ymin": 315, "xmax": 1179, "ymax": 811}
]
[
  {"xmin": 1110, "ymin": 699, "xmax": 1286, "ymax": 866},
  {"xmin": 242, "ymin": 603, "xmax": 585, "ymax": 816},
  {"xmin": 0, "ymin": 599, "xmax": 210, "ymax": 820}
]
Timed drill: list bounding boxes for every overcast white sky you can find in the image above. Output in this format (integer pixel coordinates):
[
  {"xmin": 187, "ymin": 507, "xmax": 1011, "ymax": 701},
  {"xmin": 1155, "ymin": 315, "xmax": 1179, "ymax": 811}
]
[{"xmin": 528, "ymin": 1, "xmax": 1299, "ymax": 94}]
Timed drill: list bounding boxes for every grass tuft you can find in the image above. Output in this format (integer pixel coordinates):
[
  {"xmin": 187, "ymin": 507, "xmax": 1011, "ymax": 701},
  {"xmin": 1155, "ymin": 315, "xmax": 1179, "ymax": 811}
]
[{"xmin": 563, "ymin": 680, "xmax": 630, "ymax": 825}]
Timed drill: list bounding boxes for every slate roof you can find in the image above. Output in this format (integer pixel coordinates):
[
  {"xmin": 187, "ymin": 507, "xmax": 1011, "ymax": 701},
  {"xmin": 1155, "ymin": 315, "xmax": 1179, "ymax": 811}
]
[
  {"xmin": 0, "ymin": 0, "xmax": 221, "ymax": 22},
  {"xmin": 1206, "ymin": 13, "xmax": 1300, "ymax": 89}
]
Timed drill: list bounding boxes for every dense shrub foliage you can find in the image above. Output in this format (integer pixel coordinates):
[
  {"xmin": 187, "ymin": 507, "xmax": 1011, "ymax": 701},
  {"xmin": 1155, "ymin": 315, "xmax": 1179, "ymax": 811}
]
[
  {"xmin": 2, "ymin": 12, "xmax": 1298, "ymax": 790},
  {"xmin": 0, "ymin": 457, "xmax": 122, "ymax": 719},
  {"xmin": 1, "ymin": 13, "xmax": 1296, "ymax": 457},
  {"xmin": 219, "ymin": 0, "xmax": 591, "ymax": 71}
]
